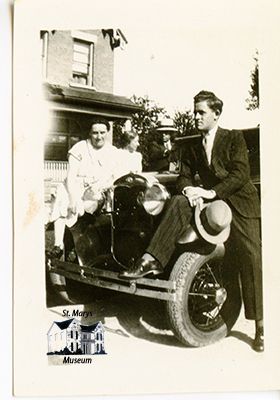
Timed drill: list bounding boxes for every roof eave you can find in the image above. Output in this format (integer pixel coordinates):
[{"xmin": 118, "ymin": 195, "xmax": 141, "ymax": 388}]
[{"xmin": 43, "ymin": 83, "xmax": 143, "ymax": 114}]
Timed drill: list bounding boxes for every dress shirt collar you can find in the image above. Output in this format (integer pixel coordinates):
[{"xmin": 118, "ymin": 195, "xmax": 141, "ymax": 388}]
[
  {"xmin": 201, "ymin": 124, "xmax": 218, "ymax": 164},
  {"xmin": 164, "ymin": 139, "xmax": 172, "ymax": 150},
  {"xmin": 202, "ymin": 124, "xmax": 218, "ymax": 139}
]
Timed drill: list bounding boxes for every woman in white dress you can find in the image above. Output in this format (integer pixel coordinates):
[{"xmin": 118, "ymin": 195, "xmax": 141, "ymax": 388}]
[
  {"xmin": 117, "ymin": 130, "xmax": 142, "ymax": 176},
  {"xmin": 48, "ymin": 119, "xmax": 121, "ymax": 258}
]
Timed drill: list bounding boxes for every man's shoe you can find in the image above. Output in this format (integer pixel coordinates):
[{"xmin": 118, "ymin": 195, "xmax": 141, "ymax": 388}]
[
  {"xmin": 119, "ymin": 258, "xmax": 163, "ymax": 280},
  {"xmin": 252, "ymin": 328, "xmax": 264, "ymax": 352}
]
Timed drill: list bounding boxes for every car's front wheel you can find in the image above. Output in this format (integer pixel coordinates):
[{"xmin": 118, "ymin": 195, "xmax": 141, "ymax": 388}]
[{"xmin": 166, "ymin": 246, "xmax": 241, "ymax": 347}]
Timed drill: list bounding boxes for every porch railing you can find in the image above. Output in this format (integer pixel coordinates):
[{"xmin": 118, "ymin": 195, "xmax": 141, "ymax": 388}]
[{"xmin": 44, "ymin": 160, "xmax": 68, "ymax": 182}]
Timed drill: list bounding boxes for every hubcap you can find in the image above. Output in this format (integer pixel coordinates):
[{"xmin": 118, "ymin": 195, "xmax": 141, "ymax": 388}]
[{"xmin": 215, "ymin": 287, "xmax": 227, "ymax": 305}]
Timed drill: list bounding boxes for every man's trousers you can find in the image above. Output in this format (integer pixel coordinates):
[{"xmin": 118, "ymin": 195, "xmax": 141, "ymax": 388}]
[{"xmin": 146, "ymin": 195, "xmax": 263, "ymax": 321}]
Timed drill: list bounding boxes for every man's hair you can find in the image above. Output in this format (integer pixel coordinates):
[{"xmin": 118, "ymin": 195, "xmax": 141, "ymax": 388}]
[
  {"xmin": 194, "ymin": 91, "xmax": 223, "ymax": 114},
  {"xmin": 90, "ymin": 118, "xmax": 110, "ymax": 131}
]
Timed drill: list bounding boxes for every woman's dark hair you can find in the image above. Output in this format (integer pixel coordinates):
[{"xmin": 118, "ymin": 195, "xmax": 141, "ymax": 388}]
[
  {"xmin": 120, "ymin": 130, "xmax": 138, "ymax": 148},
  {"xmin": 90, "ymin": 118, "xmax": 111, "ymax": 132},
  {"xmin": 194, "ymin": 90, "xmax": 223, "ymax": 114}
]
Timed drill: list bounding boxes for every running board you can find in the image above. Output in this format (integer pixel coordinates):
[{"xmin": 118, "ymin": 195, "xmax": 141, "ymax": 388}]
[{"xmin": 48, "ymin": 260, "xmax": 176, "ymax": 301}]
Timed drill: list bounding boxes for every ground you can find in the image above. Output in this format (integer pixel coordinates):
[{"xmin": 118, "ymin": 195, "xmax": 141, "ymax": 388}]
[{"xmin": 45, "ymin": 224, "xmax": 260, "ymax": 358}]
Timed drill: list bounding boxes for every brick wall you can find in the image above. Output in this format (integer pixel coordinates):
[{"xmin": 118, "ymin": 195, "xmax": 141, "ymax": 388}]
[
  {"xmin": 46, "ymin": 30, "xmax": 114, "ymax": 92},
  {"xmin": 93, "ymin": 30, "xmax": 114, "ymax": 92},
  {"xmin": 47, "ymin": 31, "xmax": 73, "ymax": 86}
]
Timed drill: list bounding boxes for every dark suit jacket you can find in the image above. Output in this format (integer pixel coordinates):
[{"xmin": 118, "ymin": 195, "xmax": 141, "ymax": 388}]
[
  {"xmin": 176, "ymin": 127, "xmax": 260, "ymax": 218},
  {"xmin": 149, "ymin": 141, "xmax": 171, "ymax": 171}
]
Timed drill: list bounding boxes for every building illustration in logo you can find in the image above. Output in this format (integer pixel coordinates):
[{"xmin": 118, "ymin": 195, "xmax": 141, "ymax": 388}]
[{"xmin": 47, "ymin": 318, "xmax": 106, "ymax": 355}]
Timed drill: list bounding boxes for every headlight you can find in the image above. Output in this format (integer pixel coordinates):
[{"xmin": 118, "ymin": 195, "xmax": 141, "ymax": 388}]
[
  {"xmin": 82, "ymin": 187, "xmax": 105, "ymax": 214},
  {"xmin": 138, "ymin": 183, "xmax": 170, "ymax": 215}
]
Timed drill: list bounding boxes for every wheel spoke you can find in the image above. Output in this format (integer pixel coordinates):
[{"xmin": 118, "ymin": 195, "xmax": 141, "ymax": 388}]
[
  {"xmin": 208, "ymin": 304, "xmax": 222, "ymax": 319},
  {"xmin": 187, "ymin": 259, "xmax": 226, "ymax": 331},
  {"xmin": 189, "ymin": 292, "xmax": 216, "ymax": 298},
  {"xmin": 168, "ymin": 252, "xmax": 241, "ymax": 345},
  {"xmin": 205, "ymin": 262, "xmax": 219, "ymax": 286}
]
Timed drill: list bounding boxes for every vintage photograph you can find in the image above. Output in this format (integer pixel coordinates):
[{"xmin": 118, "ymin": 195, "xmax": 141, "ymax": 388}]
[
  {"xmin": 43, "ymin": 28, "xmax": 263, "ymax": 352},
  {"xmin": 12, "ymin": 0, "xmax": 280, "ymax": 397}
]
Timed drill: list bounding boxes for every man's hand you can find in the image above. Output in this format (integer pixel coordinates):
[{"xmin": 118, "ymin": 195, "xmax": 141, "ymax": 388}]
[
  {"xmin": 182, "ymin": 186, "xmax": 216, "ymax": 207},
  {"xmin": 188, "ymin": 196, "xmax": 204, "ymax": 208}
]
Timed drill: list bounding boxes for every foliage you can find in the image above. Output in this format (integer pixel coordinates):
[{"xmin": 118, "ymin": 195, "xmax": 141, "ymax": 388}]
[
  {"xmin": 112, "ymin": 96, "xmax": 197, "ymax": 170},
  {"xmin": 112, "ymin": 119, "xmax": 127, "ymax": 148},
  {"xmin": 246, "ymin": 50, "xmax": 259, "ymax": 110},
  {"xmin": 173, "ymin": 109, "xmax": 196, "ymax": 137},
  {"xmin": 113, "ymin": 95, "xmax": 167, "ymax": 170},
  {"xmin": 131, "ymin": 95, "xmax": 167, "ymax": 170}
]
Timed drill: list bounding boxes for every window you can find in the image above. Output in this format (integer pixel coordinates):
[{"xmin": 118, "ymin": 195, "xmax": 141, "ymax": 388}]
[
  {"xmin": 69, "ymin": 136, "xmax": 81, "ymax": 148},
  {"xmin": 44, "ymin": 116, "xmax": 82, "ymax": 161},
  {"xmin": 45, "ymin": 113, "xmax": 110, "ymax": 163},
  {"xmin": 46, "ymin": 135, "xmax": 67, "ymax": 145},
  {"xmin": 72, "ymin": 39, "xmax": 94, "ymax": 86},
  {"xmin": 71, "ymin": 31, "xmax": 97, "ymax": 88}
]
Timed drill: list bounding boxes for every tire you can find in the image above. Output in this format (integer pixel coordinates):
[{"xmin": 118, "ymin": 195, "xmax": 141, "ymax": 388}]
[
  {"xmin": 46, "ymin": 227, "xmax": 93, "ymax": 305},
  {"xmin": 46, "ymin": 253, "xmax": 77, "ymax": 305},
  {"xmin": 47, "ymin": 237, "xmax": 111, "ymax": 305},
  {"xmin": 166, "ymin": 246, "xmax": 241, "ymax": 347}
]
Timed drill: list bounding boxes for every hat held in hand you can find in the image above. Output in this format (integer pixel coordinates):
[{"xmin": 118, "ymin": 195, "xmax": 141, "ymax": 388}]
[{"xmin": 195, "ymin": 200, "xmax": 232, "ymax": 244}]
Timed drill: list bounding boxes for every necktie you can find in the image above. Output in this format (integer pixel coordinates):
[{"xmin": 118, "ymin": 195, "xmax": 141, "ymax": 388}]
[{"xmin": 203, "ymin": 135, "xmax": 211, "ymax": 164}]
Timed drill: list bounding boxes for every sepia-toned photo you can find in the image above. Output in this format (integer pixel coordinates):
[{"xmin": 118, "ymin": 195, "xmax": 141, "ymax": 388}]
[
  {"xmin": 44, "ymin": 28, "xmax": 262, "ymax": 351},
  {"xmin": 12, "ymin": 0, "xmax": 280, "ymax": 397}
]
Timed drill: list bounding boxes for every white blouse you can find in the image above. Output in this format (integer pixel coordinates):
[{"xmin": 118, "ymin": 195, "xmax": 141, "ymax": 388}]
[
  {"xmin": 68, "ymin": 139, "xmax": 121, "ymax": 190},
  {"xmin": 116, "ymin": 149, "xmax": 143, "ymax": 177}
]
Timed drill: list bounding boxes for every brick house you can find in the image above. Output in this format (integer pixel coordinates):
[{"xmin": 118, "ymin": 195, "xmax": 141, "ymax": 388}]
[
  {"xmin": 47, "ymin": 318, "xmax": 106, "ymax": 355},
  {"xmin": 41, "ymin": 30, "xmax": 142, "ymax": 218},
  {"xmin": 41, "ymin": 29, "xmax": 142, "ymax": 180},
  {"xmin": 47, "ymin": 318, "xmax": 81, "ymax": 354},
  {"xmin": 80, "ymin": 321, "xmax": 105, "ymax": 355}
]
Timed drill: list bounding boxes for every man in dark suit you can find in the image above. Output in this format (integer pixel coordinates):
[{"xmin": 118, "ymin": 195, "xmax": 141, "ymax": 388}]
[
  {"xmin": 148, "ymin": 118, "xmax": 177, "ymax": 171},
  {"xmin": 120, "ymin": 90, "xmax": 263, "ymax": 352}
]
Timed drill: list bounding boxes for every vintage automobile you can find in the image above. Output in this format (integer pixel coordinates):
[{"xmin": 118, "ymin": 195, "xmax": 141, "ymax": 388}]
[{"xmin": 47, "ymin": 127, "xmax": 260, "ymax": 348}]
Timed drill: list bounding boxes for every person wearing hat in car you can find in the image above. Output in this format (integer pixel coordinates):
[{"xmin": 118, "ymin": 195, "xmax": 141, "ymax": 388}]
[
  {"xmin": 148, "ymin": 117, "xmax": 177, "ymax": 171},
  {"xmin": 120, "ymin": 90, "xmax": 263, "ymax": 353}
]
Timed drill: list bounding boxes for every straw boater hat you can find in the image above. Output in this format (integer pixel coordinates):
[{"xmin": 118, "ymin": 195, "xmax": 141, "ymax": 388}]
[
  {"xmin": 194, "ymin": 200, "xmax": 232, "ymax": 244},
  {"xmin": 156, "ymin": 117, "xmax": 178, "ymax": 133}
]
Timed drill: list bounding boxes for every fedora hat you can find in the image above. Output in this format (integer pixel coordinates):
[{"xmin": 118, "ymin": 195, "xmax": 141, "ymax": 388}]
[
  {"xmin": 156, "ymin": 117, "xmax": 178, "ymax": 132},
  {"xmin": 194, "ymin": 200, "xmax": 232, "ymax": 244}
]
